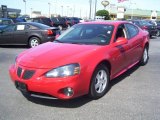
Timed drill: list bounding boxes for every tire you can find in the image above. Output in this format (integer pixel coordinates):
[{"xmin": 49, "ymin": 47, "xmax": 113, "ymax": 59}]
[
  {"xmin": 29, "ymin": 37, "xmax": 40, "ymax": 48},
  {"xmin": 67, "ymin": 24, "xmax": 71, "ymax": 29},
  {"xmin": 58, "ymin": 25, "xmax": 63, "ymax": 31},
  {"xmin": 156, "ymin": 30, "xmax": 160, "ymax": 37},
  {"xmin": 89, "ymin": 64, "xmax": 110, "ymax": 99},
  {"xmin": 139, "ymin": 46, "xmax": 149, "ymax": 66}
]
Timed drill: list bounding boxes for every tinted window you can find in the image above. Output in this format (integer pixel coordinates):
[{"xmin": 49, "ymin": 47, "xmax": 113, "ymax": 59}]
[
  {"xmin": 0, "ymin": 19, "xmax": 13, "ymax": 25},
  {"xmin": 125, "ymin": 24, "xmax": 139, "ymax": 39},
  {"xmin": 57, "ymin": 24, "xmax": 114, "ymax": 45},
  {"xmin": 3, "ymin": 25, "xmax": 16, "ymax": 32},
  {"xmin": 139, "ymin": 21, "xmax": 151, "ymax": 26},
  {"xmin": 25, "ymin": 24, "xmax": 38, "ymax": 30},
  {"xmin": 29, "ymin": 22, "xmax": 49, "ymax": 29}
]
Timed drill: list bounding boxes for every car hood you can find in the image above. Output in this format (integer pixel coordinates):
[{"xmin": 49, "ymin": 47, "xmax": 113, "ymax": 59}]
[{"xmin": 17, "ymin": 42, "xmax": 101, "ymax": 69}]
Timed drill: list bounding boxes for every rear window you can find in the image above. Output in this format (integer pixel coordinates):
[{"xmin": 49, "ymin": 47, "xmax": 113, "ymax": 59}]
[
  {"xmin": 41, "ymin": 18, "xmax": 51, "ymax": 22},
  {"xmin": 0, "ymin": 19, "xmax": 13, "ymax": 25},
  {"xmin": 139, "ymin": 21, "xmax": 151, "ymax": 26}
]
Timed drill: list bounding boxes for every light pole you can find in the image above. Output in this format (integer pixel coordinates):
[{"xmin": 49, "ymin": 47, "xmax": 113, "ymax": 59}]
[
  {"xmin": 61, "ymin": 6, "xmax": 63, "ymax": 16},
  {"xmin": 66, "ymin": 6, "xmax": 69, "ymax": 16},
  {"xmin": 89, "ymin": 0, "xmax": 92, "ymax": 19},
  {"xmin": 94, "ymin": 0, "xmax": 97, "ymax": 20},
  {"xmin": 30, "ymin": 8, "xmax": 32, "ymax": 18},
  {"xmin": 130, "ymin": 1, "xmax": 136, "ymax": 19},
  {"xmin": 48, "ymin": 2, "xmax": 51, "ymax": 18},
  {"xmin": 23, "ymin": 0, "xmax": 26, "ymax": 15}
]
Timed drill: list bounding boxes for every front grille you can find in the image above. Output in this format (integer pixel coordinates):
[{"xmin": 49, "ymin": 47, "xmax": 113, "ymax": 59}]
[
  {"xmin": 17, "ymin": 67, "xmax": 22, "ymax": 77},
  {"xmin": 16, "ymin": 66, "xmax": 35, "ymax": 80},
  {"xmin": 22, "ymin": 70, "xmax": 35, "ymax": 80}
]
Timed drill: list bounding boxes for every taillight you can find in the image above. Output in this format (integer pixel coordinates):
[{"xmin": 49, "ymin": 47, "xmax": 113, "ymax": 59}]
[
  {"xmin": 51, "ymin": 21, "xmax": 54, "ymax": 26},
  {"xmin": 66, "ymin": 21, "xmax": 68, "ymax": 25},
  {"xmin": 142, "ymin": 26, "xmax": 148, "ymax": 30},
  {"xmin": 47, "ymin": 29, "xmax": 53, "ymax": 35}
]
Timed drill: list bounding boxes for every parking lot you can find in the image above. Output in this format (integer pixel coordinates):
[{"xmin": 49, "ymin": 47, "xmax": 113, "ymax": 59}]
[{"xmin": 0, "ymin": 37, "xmax": 160, "ymax": 120}]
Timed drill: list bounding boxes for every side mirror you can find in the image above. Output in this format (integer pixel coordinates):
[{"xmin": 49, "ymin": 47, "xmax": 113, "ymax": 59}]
[{"xmin": 114, "ymin": 37, "xmax": 128, "ymax": 46}]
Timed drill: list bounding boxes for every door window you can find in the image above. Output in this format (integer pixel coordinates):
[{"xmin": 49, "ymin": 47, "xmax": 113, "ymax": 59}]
[
  {"xmin": 3, "ymin": 25, "xmax": 16, "ymax": 32},
  {"xmin": 125, "ymin": 24, "xmax": 139, "ymax": 39}
]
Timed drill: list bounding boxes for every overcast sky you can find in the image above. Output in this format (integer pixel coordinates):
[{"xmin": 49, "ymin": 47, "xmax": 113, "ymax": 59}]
[{"xmin": 1, "ymin": 0, "xmax": 160, "ymax": 18}]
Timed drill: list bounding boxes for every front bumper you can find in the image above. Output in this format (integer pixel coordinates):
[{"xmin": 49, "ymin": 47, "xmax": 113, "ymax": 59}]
[{"xmin": 9, "ymin": 64, "xmax": 87, "ymax": 99}]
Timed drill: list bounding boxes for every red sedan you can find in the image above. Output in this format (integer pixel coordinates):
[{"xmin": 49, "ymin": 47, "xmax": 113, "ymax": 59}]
[{"xmin": 9, "ymin": 21, "xmax": 149, "ymax": 100}]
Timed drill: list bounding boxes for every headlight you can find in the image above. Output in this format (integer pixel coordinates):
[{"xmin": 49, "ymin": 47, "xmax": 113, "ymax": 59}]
[{"xmin": 45, "ymin": 63, "xmax": 80, "ymax": 78}]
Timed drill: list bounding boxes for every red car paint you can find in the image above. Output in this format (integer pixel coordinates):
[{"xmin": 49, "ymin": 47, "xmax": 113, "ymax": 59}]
[{"xmin": 9, "ymin": 21, "xmax": 149, "ymax": 99}]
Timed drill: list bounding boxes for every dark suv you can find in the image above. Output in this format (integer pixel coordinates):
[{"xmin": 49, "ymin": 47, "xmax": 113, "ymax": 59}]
[
  {"xmin": 51, "ymin": 17, "xmax": 68, "ymax": 30},
  {"xmin": 69, "ymin": 17, "xmax": 80, "ymax": 25},
  {"xmin": 132, "ymin": 20, "xmax": 157, "ymax": 38},
  {"xmin": 26, "ymin": 17, "xmax": 53, "ymax": 27}
]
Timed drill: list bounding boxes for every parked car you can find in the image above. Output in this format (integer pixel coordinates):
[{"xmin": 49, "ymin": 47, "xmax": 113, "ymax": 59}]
[
  {"xmin": 11, "ymin": 18, "xmax": 26, "ymax": 23},
  {"xmin": 0, "ymin": 22, "xmax": 60, "ymax": 47},
  {"xmin": 9, "ymin": 21, "xmax": 149, "ymax": 100},
  {"xmin": 65, "ymin": 17, "xmax": 74, "ymax": 28},
  {"xmin": 131, "ymin": 20, "xmax": 157, "ymax": 38},
  {"xmin": 0, "ymin": 18, "xmax": 14, "ymax": 30},
  {"xmin": 155, "ymin": 20, "xmax": 160, "ymax": 36},
  {"xmin": 26, "ymin": 17, "xmax": 54, "ymax": 27},
  {"xmin": 69, "ymin": 17, "xmax": 80, "ymax": 25},
  {"xmin": 51, "ymin": 17, "xmax": 68, "ymax": 30}
]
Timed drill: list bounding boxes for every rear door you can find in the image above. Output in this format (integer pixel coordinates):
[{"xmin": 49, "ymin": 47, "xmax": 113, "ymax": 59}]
[
  {"xmin": 0, "ymin": 24, "xmax": 15, "ymax": 44},
  {"xmin": 124, "ymin": 23, "xmax": 143, "ymax": 65}
]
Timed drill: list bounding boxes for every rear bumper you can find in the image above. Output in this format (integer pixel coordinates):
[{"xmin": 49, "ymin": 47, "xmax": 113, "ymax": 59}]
[
  {"xmin": 148, "ymin": 29, "xmax": 158, "ymax": 36},
  {"xmin": 41, "ymin": 36, "xmax": 55, "ymax": 43}
]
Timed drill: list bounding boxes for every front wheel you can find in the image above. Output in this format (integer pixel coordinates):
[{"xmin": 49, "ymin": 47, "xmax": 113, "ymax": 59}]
[
  {"xmin": 139, "ymin": 46, "xmax": 149, "ymax": 66},
  {"xmin": 29, "ymin": 37, "xmax": 40, "ymax": 48},
  {"xmin": 89, "ymin": 64, "xmax": 110, "ymax": 99}
]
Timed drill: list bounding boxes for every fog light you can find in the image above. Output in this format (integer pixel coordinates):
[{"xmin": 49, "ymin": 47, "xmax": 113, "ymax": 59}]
[{"xmin": 63, "ymin": 87, "xmax": 74, "ymax": 97}]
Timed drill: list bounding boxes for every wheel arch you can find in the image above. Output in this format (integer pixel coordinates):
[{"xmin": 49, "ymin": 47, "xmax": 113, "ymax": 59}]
[
  {"xmin": 88, "ymin": 59, "xmax": 112, "ymax": 89},
  {"xmin": 28, "ymin": 35, "xmax": 41, "ymax": 44},
  {"xmin": 88, "ymin": 59, "xmax": 111, "ymax": 99},
  {"xmin": 144, "ymin": 42, "xmax": 149, "ymax": 50}
]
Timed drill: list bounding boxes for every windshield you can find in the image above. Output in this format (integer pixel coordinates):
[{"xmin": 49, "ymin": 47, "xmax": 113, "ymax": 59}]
[
  {"xmin": 56, "ymin": 24, "xmax": 114, "ymax": 45},
  {"xmin": 139, "ymin": 21, "xmax": 152, "ymax": 26}
]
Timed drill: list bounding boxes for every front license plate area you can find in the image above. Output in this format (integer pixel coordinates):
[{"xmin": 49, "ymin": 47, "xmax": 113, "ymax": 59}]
[{"xmin": 15, "ymin": 81, "xmax": 28, "ymax": 92}]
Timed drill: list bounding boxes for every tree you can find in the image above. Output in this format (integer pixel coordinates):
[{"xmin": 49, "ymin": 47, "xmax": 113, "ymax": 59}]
[{"xmin": 96, "ymin": 10, "xmax": 110, "ymax": 20}]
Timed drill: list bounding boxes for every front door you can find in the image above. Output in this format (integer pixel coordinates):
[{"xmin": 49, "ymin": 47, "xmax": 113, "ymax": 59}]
[{"xmin": 0, "ymin": 25, "xmax": 15, "ymax": 44}]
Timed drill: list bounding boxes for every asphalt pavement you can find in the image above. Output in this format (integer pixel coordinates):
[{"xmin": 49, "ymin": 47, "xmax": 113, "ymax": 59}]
[{"xmin": 0, "ymin": 37, "xmax": 160, "ymax": 120}]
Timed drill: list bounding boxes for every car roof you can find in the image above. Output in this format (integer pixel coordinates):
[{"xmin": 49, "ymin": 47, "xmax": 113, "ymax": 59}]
[
  {"xmin": 80, "ymin": 20, "xmax": 130, "ymax": 26},
  {"xmin": 0, "ymin": 18, "xmax": 12, "ymax": 20}
]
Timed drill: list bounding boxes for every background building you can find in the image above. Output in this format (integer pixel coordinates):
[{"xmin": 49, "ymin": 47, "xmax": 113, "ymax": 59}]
[
  {"xmin": 109, "ymin": 6, "xmax": 160, "ymax": 20},
  {"xmin": 0, "ymin": 5, "xmax": 21, "ymax": 18}
]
